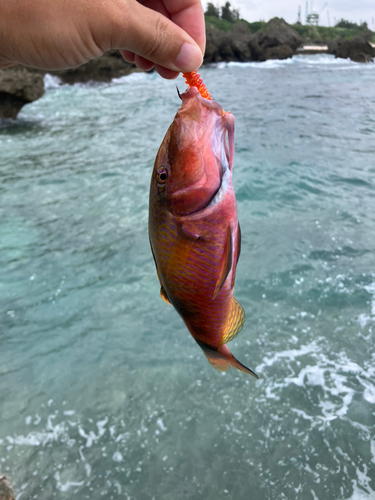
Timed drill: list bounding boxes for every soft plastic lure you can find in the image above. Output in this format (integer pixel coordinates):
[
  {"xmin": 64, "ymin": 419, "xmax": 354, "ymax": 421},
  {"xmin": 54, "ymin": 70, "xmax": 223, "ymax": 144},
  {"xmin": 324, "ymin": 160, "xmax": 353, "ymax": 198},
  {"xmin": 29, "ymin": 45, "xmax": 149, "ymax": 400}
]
[{"xmin": 182, "ymin": 71, "xmax": 212, "ymax": 100}]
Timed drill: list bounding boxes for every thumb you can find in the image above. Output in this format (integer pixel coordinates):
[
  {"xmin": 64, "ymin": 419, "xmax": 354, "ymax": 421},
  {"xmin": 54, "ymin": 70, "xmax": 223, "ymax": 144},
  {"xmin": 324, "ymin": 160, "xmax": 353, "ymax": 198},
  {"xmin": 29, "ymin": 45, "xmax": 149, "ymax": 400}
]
[{"xmin": 111, "ymin": 1, "xmax": 203, "ymax": 72}]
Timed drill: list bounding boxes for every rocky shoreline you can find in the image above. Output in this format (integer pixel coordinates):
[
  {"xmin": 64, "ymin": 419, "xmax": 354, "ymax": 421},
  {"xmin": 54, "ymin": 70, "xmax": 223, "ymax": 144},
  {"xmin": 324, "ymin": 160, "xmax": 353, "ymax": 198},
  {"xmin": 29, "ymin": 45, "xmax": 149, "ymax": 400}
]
[
  {"xmin": 0, "ymin": 473, "xmax": 15, "ymax": 500},
  {"xmin": 1, "ymin": 17, "xmax": 374, "ymax": 119}
]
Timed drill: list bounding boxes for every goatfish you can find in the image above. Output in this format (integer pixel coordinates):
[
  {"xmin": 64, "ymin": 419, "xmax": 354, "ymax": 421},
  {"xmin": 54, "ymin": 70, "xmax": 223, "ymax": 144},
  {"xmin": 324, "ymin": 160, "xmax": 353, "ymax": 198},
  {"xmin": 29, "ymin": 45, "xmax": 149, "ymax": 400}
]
[{"xmin": 149, "ymin": 71, "xmax": 258, "ymax": 378}]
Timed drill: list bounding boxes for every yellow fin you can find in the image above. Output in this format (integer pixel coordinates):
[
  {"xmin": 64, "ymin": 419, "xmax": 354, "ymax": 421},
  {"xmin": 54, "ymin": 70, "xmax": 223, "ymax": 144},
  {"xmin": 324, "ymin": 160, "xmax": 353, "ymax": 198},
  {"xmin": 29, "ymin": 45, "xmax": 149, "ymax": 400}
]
[
  {"xmin": 221, "ymin": 297, "xmax": 245, "ymax": 345},
  {"xmin": 160, "ymin": 286, "xmax": 172, "ymax": 305},
  {"xmin": 213, "ymin": 226, "xmax": 232, "ymax": 300}
]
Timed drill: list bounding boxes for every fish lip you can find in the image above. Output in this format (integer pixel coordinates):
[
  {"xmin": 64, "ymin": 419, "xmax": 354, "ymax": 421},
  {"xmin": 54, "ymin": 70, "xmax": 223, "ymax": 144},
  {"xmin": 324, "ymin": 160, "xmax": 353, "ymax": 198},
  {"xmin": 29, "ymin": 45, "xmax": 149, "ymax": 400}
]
[{"xmin": 180, "ymin": 87, "xmax": 224, "ymax": 117}]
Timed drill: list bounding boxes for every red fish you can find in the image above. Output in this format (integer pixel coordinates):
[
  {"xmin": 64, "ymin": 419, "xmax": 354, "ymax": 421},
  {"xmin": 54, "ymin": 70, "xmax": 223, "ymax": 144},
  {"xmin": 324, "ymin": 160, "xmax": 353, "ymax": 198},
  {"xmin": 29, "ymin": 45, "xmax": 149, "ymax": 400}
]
[{"xmin": 149, "ymin": 73, "xmax": 258, "ymax": 378}]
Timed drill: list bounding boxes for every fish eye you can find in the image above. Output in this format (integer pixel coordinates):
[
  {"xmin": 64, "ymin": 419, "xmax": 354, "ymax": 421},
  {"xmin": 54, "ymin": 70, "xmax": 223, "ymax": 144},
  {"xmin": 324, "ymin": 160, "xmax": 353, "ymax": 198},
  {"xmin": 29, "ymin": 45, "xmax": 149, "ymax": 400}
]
[{"xmin": 157, "ymin": 168, "xmax": 168, "ymax": 184}]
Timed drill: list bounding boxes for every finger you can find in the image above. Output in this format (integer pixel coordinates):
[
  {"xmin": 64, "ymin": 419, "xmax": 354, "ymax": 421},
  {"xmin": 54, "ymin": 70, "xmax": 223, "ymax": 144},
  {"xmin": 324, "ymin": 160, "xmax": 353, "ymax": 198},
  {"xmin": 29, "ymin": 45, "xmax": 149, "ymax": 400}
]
[
  {"xmin": 159, "ymin": 0, "xmax": 206, "ymax": 54},
  {"xmin": 120, "ymin": 49, "xmax": 135, "ymax": 63},
  {"xmin": 139, "ymin": 0, "xmax": 205, "ymax": 54},
  {"xmin": 111, "ymin": 0, "xmax": 203, "ymax": 73},
  {"xmin": 154, "ymin": 64, "xmax": 179, "ymax": 80},
  {"xmin": 134, "ymin": 54, "xmax": 155, "ymax": 71}
]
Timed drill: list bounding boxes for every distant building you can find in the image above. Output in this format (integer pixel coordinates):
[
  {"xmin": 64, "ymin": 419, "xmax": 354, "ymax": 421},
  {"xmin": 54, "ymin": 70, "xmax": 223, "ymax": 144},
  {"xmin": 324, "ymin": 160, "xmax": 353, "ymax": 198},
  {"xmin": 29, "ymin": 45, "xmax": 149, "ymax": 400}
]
[{"xmin": 306, "ymin": 12, "xmax": 319, "ymax": 26}]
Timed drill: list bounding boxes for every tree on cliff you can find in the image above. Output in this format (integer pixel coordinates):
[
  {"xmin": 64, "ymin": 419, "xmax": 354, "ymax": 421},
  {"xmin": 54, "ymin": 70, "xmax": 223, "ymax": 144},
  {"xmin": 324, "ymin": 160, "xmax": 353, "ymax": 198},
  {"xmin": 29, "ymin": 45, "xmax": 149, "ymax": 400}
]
[
  {"xmin": 221, "ymin": 2, "xmax": 240, "ymax": 22},
  {"xmin": 205, "ymin": 2, "xmax": 220, "ymax": 18},
  {"xmin": 335, "ymin": 19, "xmax": 368, "ymax": 29}
]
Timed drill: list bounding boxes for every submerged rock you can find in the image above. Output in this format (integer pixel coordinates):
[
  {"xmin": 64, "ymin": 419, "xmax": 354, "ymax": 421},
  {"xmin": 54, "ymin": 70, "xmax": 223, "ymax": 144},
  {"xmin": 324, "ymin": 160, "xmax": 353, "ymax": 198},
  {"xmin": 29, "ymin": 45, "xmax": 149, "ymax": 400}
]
[
  {"xmin": 0, "ymin": 473, "xmax": 15, "ymax": 500},
  {"xmin": 328, "ymin": 36, "xmax": 375, "ymax": 63},
  {"xmin": 0, "ymin": 66, "xmax": 44, "ymax": 119}
]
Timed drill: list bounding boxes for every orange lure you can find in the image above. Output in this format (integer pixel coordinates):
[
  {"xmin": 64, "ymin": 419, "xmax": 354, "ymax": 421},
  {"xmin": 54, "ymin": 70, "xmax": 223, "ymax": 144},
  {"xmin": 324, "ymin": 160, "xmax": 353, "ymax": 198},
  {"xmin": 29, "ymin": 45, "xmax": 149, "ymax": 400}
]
[
  {"xmin": 149, "ymin": 72, "xmax": 258, "ymax": 377},
  {"xmin": 182, "ymin": 71, "xmax": 212, "ymax": 100}
]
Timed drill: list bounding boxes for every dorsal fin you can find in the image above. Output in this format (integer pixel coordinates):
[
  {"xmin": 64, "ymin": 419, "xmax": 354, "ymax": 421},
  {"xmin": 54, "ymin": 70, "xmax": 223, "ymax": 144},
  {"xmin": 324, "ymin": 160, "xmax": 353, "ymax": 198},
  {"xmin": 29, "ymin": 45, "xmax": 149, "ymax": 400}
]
[
  {"xmin": 213, "ymin": 226, "xmax": 232, "ymax": 300},
  {"xmin": 221, "ymin": 297, "xmax": 245, "ymax": 345}
]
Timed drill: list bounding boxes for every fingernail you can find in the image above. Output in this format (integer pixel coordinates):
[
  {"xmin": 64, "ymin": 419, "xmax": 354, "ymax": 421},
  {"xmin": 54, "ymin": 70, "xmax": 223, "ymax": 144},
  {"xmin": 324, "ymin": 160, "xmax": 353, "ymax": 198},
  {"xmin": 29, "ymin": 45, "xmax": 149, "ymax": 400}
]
[{"xmin": 174, "ymin": 43, "xmax": 203, "ymax": 72}]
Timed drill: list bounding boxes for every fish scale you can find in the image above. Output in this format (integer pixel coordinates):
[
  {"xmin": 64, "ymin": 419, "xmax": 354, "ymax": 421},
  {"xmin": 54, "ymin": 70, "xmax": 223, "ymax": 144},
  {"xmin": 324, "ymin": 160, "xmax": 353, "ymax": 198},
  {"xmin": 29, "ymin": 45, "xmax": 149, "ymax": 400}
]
[{"xmin": 149, "ymin": 74, "xmax": 258, "ymax": 378}]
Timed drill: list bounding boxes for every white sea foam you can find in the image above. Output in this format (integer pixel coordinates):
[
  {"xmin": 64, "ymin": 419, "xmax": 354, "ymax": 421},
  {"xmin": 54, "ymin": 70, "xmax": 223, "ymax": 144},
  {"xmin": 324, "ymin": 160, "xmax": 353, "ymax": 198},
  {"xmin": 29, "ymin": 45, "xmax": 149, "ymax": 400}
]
[
  {"xmin": 358, "ymin": 282, "xmax": 375, "ymax": 327},
  {"xmin": 54, "ymin": 471, "xmax": 84, "ymax": 492},
  {"xmin": 44, "ymin": 74, "xmax": 62, "ymax": 89},
  {"xmin": 214, "ymin": 54, "xmax": 370, "ymax": 71},
  {"xmin": 111, "ymin": 71, "xmax": 155, "ymax": 85},
  {"xmin": 258, "ymin": 339, "xmax": 375, "ymax": 425},
  {"xmin": 343, "ymin": 463, "xmax": 375, "ymax": 499}
]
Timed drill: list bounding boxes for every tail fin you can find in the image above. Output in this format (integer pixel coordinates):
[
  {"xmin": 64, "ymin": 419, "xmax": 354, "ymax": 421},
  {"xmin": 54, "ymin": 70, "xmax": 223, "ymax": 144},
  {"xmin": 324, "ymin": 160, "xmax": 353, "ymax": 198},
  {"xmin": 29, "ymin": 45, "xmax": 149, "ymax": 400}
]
[{"xmin": 197, "ymin": 341, "xmax": 259, "ymax": 379}]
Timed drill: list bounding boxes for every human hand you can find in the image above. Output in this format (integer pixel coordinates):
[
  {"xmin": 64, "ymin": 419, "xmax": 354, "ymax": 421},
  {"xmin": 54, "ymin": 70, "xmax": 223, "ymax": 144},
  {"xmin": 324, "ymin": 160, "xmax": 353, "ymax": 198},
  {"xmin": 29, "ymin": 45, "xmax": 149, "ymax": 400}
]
[{"xmin": 0, "ymin": 0, "xmax": 205, "ymax": 79}]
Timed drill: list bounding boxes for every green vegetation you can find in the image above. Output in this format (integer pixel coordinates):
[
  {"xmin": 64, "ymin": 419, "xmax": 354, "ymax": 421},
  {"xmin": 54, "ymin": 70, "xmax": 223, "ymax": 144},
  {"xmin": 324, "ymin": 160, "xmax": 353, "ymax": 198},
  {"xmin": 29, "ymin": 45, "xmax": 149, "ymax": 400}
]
[
  {"xmin": 205, "ymin": 15, "xmax": 236, "ymax": 32},
  {"xmin": 205, "ymin": 15, "xmax": 266, "ymax": 34},
  {"xmin": 292, "ymin": 23, "xmax": 374, "ymax": 42},
  {"xmin": 205, "ymin": 2, "xmax": 239, "ymax": 22},
  {"xmin": 204, "ymin": 5, "xmax": 375, "ymax": 43},
  {"xmin": 336, "ymin": 19, "xmax": 368, "ymax": 30}
]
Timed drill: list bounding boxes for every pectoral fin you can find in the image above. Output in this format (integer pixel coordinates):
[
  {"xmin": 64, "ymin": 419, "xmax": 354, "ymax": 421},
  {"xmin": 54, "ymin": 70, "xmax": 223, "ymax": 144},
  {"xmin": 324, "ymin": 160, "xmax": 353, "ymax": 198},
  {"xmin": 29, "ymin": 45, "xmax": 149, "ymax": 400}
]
[
  {"xmin": 167, "ymin": 225, "xmax": 199, "ymax": 277},
  {"xmin": 213, "ymin": 226, "xmax": 233, "ymax": 300},
  {"xmin": 231, "ymin": 222, "xmax": 241, "ymax": 289}
]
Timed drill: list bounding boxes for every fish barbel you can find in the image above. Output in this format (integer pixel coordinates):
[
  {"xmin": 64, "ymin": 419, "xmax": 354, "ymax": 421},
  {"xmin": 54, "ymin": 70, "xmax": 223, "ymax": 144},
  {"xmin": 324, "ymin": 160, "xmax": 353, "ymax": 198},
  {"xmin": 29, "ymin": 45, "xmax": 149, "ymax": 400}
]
[{"xmin": 149, "ymin": 73, "xmax": 258, "ymax": 378}]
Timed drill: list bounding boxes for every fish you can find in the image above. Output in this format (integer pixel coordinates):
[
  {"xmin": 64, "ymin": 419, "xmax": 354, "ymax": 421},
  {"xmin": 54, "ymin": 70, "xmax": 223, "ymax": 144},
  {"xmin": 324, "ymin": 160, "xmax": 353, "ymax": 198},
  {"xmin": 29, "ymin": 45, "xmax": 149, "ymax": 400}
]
[{"xmin": 148, "ymin": 72, "xmax": 258, "ymax": 378}]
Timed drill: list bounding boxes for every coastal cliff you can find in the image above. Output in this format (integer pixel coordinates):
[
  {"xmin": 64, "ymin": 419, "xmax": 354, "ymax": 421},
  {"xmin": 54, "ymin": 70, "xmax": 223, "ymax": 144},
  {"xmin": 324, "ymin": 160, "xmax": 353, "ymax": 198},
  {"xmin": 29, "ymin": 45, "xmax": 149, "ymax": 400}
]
[{"xmin": 0, "ymin": 17, "xmax": 374, "ymax": 119}]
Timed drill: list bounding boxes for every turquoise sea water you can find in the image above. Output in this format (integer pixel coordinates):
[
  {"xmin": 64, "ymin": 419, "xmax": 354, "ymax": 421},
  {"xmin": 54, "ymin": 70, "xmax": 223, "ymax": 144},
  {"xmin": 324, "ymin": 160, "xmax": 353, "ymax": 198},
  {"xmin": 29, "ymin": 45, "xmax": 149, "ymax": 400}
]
[{"xmin": 1, "ymin": 55, "xmax": 375, "ymax": 499}]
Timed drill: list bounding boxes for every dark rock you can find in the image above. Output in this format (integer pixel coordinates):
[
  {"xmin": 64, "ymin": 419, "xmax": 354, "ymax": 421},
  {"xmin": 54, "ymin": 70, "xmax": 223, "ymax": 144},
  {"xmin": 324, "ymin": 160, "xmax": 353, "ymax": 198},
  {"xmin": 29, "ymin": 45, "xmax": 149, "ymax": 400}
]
[
  {"xmin": 50, "ymin": 50, "xmax": 138, "ymax": 84},
  {"xmin": 204, "ymin": 18, "xmax": 302, "ymax": 64},
  {"xmin": 0, "ymin": 473, "xmax": 15, "ymax": 500},
  {"xmin": 204, "ymin": 26, "xmax": 226, "ymax": 63},
  {"xmin": 0, "ymin": 66, "xmax": 44, "ymax": 119},
  {"xmin": 205, "ymin": 26, "xmax": 254, "ymax": 63},
  {"xmin": 250, "ymin": 17, "xmax": 302, "ymax": 61},
  {"xmin": 261, "ymin": 44, "xmax": 294, "ymax": 61},
  {"xmin": 328, "ymin": 36, "xmax": 374, "ymax": 63},
  {"xmin": 230, "ymin": 22, "xmax": 254, "ymax": 61},
  {"xmin": 0, "ymin": 50, "xmax": 139, "ymax": 119},
  {"xmin": 256, "ymin": 17, "xmax": 302, "ymax": 50}
]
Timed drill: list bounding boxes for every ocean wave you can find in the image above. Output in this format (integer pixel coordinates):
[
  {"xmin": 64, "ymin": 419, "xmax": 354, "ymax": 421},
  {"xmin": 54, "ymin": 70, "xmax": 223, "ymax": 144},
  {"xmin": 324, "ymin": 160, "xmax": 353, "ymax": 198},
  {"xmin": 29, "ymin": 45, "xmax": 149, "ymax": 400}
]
[
  {"xmin": 213, "ymin": 54, "xmax": 373, "ymax": 70},
  {"xmin": 43, "ymin": 74, "xmax": 62, "ymax": 90}
]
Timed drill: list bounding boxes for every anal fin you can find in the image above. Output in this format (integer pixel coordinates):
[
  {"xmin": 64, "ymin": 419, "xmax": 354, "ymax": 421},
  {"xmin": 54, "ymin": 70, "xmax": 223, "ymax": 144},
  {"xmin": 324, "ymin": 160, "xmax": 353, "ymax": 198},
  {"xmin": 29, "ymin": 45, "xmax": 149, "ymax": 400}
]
[{"xmin": 221, "ymin": 297, "xmax": 245, "ymax": 345}]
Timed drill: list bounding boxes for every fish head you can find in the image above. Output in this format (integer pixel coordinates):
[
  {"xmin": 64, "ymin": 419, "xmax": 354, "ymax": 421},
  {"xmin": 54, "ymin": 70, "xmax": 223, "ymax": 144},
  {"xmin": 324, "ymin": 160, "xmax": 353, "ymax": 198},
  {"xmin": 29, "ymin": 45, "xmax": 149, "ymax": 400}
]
[{"xmin": 151, "ymin": 86, "xmax": 235, "ymax": 217}]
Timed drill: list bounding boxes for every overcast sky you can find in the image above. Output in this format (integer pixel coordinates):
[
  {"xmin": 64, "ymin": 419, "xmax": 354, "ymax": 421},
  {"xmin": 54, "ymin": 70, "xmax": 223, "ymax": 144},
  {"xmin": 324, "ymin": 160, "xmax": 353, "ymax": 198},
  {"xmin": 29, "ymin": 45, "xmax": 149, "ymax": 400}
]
[{"xmin": 204, "ymin": 1, "xmax": 375, "ymax": 28}]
